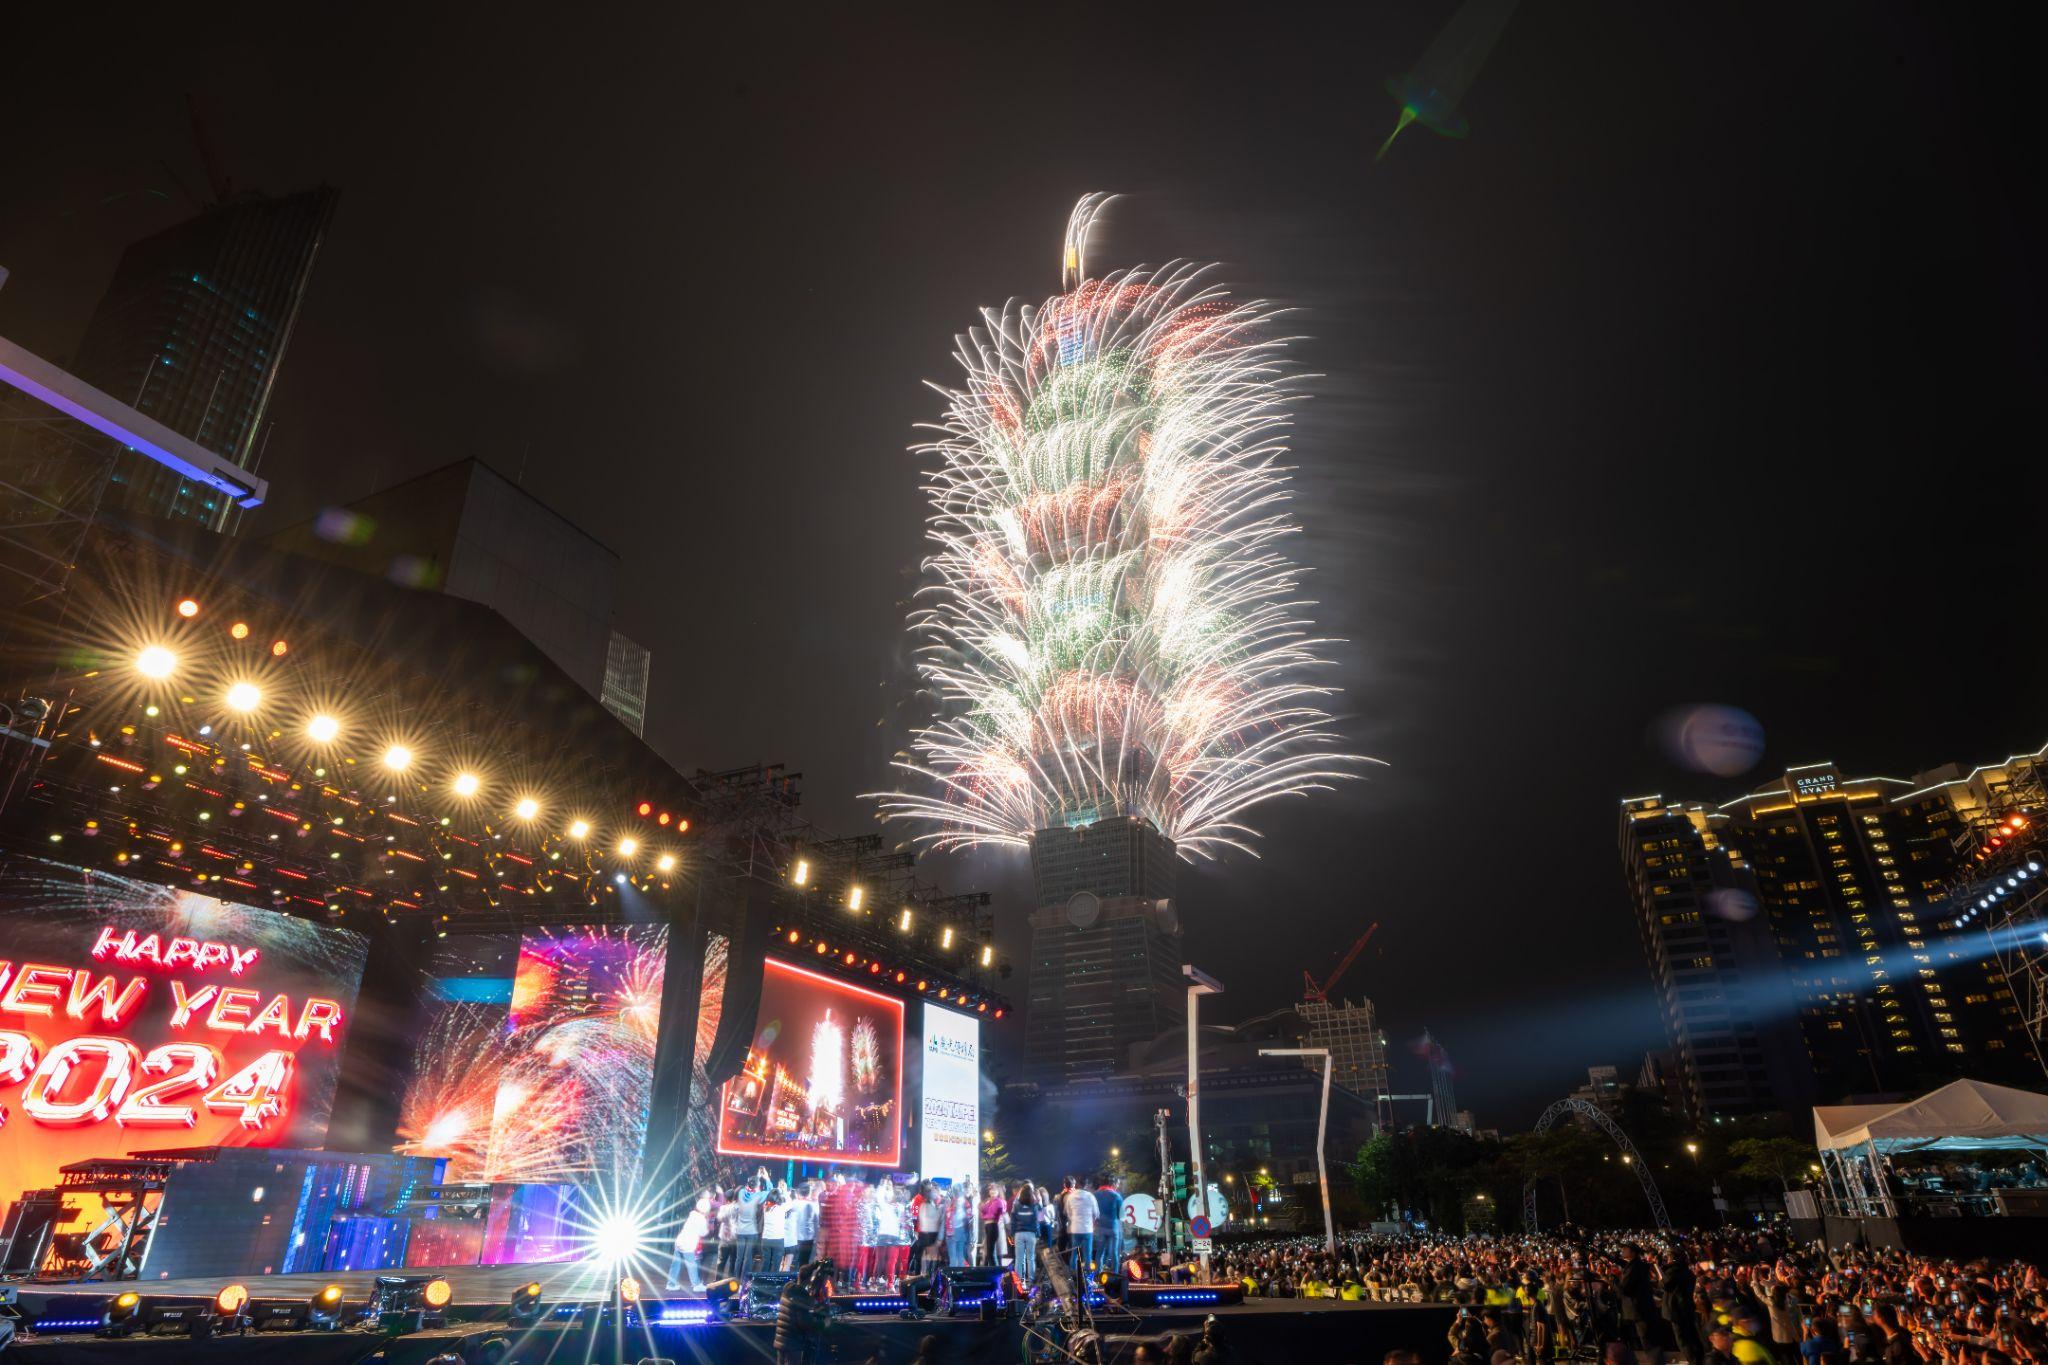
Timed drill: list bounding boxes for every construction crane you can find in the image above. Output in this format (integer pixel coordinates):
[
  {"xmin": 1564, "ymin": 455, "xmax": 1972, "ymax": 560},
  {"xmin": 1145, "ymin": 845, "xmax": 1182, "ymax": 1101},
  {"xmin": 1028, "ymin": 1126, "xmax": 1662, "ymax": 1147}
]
[{"xmin": 1301, "ymin": 923, "xmax": 1378, "ymax": 1004}]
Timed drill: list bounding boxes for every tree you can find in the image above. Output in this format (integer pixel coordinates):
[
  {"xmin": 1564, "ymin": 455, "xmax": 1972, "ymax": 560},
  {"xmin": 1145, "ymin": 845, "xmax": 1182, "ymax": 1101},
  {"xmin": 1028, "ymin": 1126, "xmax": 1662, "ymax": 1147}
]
[
  {"xmin": 983, "ymin": 1131, "xmax": 1018, "ymax": 1182},
  {"xmin": 1728, "ymin": 1136, "xmax": 1815, "ymax": 1192}
]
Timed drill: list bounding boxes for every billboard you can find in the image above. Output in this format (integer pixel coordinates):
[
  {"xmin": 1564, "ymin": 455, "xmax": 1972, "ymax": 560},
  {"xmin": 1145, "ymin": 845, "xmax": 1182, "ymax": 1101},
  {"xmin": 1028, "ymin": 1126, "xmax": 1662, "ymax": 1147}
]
[
  {"xmin": 718, "ymin": 958, "xmax": 902, "ymax": 1167},
  {"xmin": 0, "ymin": 858, "xmax": 367, "ymax": 1215},
  {"xmin": 396, "ymin": 924, "xmax": 668, "ymax": 1185},
  {"xmin": 920, "ymin": 1003, "xmax": 980, "ymax": 1186}
]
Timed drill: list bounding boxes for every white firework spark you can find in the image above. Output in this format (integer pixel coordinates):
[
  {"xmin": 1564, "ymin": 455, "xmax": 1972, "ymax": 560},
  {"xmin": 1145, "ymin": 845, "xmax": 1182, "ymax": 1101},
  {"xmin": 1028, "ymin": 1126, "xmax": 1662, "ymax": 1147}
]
[
  {"xmin": 808, "ymin": 1010, "xmax": 845, "ymax": 1115},
  {"xmin": 879, "ymin": 194, "xmax": 1369, "ymax": 861}
]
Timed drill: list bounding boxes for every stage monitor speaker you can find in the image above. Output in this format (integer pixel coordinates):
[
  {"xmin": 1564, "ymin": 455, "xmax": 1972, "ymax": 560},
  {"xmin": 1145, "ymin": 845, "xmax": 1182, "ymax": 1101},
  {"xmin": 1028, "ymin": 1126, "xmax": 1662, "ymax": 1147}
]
[
  {"xmin": 937, "ymin": 1266, "xmax": 1006, "ymax": 1316},
  {"xmin": 746, "ymin": 1271, "xmax": 798, "ymax": 1319}
]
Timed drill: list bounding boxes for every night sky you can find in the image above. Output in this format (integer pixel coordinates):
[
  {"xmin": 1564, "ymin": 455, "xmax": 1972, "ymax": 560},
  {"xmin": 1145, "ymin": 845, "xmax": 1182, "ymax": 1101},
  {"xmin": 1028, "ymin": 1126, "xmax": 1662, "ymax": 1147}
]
[{"xmin": 5, "ymin": 5, "xmax": 2044, "ymax": 1126}]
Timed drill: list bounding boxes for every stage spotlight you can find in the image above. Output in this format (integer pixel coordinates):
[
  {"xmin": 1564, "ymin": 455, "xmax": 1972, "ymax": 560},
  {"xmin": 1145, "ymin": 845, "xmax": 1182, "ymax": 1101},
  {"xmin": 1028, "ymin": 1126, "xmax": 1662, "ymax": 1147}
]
[
  {"xmin": 657, "ymin": 811, "xmax": 671, "ymax": 825},
  {"xmin": 230, "ymin": 621, "xmax": 250, "ymax": 639},
  {"xmin": 136, "ymin": 645, "xmax": 177, "ymax": 680},
  {"xmin": 899, "ymin": 908, "xmax": 913, "ymax": 931},
  {"xmin": 453, "ymin": 772, "xmax": 480, "ymax": 797},
  {"xmin": 980, "ymin": 944, "xmax": 994, "ymax": 967},
  {"xmin": 176, "ymin": 598, "xmax": 201, "ymax": 618},
  {"xmin": 271, "ymin": 639, "xmax": 289, "ymax": 657},
  {"xmin": 515, "ymin": 797, "xmax": 539, "ymax": 820},
  {"xmin": 916, "ymin": 980, "xmax": 927, "ymax": 991},
  {"xmin": 941, "ymin": 926, "xmax": 955, "ymax": 949},
  {"xmin": 618, "ymin": 1277, "xmax": 641, "ymax": 1305},
  {"xmin": 657, "ymin": 853, "xmax": 676, "ymax": 872},
  {"xmin": 591, "ymin": 1211, "xmax": 643, "ymax": 1265},
  {"xmin": 637, "ymin": 801, "xmax": 653, "ymax": 816},
  {"xmin": 225, "ymin": 682, "xmax": 261, "ymax": 712},
  {"xmin": 383, "ymin": 744, "xmax": 414, "ymax": 770},
  {"xmin": 508, "ymin": 1282, "xmax": 545, "ymax": 1328},
  {"xmin": 895, "ymin": 971, "xmax": 907, "ymax": 983},
  {"xmin": 309, "ymin": 1284, "xmax": 346, "ymax": 1329},
  {"xmin": 102, "ymin": 1290, "xmax": 142, "ymax": 1336},
  {"xmin": 848, "ymin": 884, "xmax": 865, "ymax": 911},
  {"xmin": 569, "ymin": 819, "xmax": 591, "ymax": 839},
  {"xmin": 703, "ymin": 1278, "xmax": 740, "ymax": 1321},
  {"xmin": 617, "ymin": 836, "xmax": 638, "ymax": 857},
  {"xmin": 306, "ymin": 714, "xmax": 340, "ymax": 743},
  {"xmin": 422, "ymin": 1279, "xmax": 453, "ymax": 1310}
]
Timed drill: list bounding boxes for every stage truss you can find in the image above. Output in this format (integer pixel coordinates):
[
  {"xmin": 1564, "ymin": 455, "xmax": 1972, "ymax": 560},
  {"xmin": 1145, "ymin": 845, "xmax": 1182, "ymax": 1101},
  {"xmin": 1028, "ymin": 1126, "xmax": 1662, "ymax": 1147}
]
[{"xmin": 1522, "ymin": 1097, "xmax": 1669, "ymax": 1231}]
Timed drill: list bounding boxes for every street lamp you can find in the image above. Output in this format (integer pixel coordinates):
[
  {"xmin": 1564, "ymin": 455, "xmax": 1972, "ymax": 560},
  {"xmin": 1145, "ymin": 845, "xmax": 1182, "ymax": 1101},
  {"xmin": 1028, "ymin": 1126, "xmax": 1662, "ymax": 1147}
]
[
  {"xmin": 1259, "ymin": 1045, "xmax": 1335, "ymax": 1255},
  {"xmin": 1183, "ymin": 963, "xmax": 1223, "ymax": 1283}
]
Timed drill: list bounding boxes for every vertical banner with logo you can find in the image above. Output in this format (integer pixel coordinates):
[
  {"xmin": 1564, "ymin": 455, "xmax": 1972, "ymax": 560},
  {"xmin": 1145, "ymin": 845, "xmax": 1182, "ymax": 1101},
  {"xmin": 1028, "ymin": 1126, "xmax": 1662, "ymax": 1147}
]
[{"xmin": 920, "ymin": 1002, "xmax": 980, "ymax": 1187}]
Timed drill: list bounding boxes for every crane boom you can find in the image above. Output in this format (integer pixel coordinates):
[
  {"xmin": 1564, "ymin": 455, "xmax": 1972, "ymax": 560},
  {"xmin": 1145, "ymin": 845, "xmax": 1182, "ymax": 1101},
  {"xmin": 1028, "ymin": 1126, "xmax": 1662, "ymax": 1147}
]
[{"xmin": 1302, "ymin": 922, "xmax": 1378, "ymax": 1003}]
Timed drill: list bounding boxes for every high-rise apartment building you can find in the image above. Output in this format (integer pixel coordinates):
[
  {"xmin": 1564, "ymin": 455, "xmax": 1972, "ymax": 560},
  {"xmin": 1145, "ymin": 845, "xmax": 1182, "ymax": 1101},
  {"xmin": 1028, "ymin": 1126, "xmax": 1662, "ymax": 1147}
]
[
  {"xmin": 1023, "ymin": 817, "xmax": 1185, "ymax": 1087},
  {"xmin": 1296, "ymin": 996, "xmax": 1391, "ymax": 1101},
  {"xmin": 71, "ymin": 188, "xmax": 337, "ymax": 530},
  {"xmin": 1621, "ymin": 746, "xmax": 2045, "ymax": 1116},
  {"xmin": 1619, "ymin": 795, "xmax": 1808, "ymax": 1119}
]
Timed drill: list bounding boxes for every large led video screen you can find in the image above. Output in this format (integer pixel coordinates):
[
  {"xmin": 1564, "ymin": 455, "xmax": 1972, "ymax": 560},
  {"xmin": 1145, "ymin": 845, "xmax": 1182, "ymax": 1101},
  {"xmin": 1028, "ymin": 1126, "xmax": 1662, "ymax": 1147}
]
[
  {"xmin": 719, "ymin": 958, "xmax": 903, "ymax": 1167},
  {"xmin": 0, "ymin": 858, "xmax": 367, "ymax": 1218},
  {"xmin": 920, "ymin": 1003, "xmax": 981, "ymax": 1186},
  {"xmin": 483, "ymin": 925, "xmax": 668, "ymax": 1182}
]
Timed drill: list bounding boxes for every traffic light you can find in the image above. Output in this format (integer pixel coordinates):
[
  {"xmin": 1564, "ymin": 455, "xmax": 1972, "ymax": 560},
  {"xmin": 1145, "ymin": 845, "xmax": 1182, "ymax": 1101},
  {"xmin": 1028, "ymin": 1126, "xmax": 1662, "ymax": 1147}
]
[{"xmin": 1170, "ymin": 1161, "xmax": 1189, "ymax": 1204}]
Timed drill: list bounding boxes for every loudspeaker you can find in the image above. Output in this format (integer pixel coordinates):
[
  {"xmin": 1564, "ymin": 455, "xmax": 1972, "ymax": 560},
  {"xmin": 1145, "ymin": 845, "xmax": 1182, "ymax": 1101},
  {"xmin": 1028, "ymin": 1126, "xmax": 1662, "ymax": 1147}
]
[
  {"xmin": 937, "ymin": 1266, "xmax": 1006, "ymax": 1316},
  {"xmin": 746, "ymin": 1271, "xmax": 799, "ymax": 1319}
]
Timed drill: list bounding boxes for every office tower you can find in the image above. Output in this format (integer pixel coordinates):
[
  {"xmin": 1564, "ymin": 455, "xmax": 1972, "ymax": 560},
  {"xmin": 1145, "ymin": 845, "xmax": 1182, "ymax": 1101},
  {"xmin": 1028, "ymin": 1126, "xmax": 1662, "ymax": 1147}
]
[
  {"xmin": 1295, "ymin": 995, "xmax": 1391, "ymax": 1102},
  {"xmin": 1619, "ymin": 794, "xmax": 1808, "ymax": 1118},
  {"xmin": 602, "ymin": 632, "xmax": 652, "ymax": 737},
  {"xmin": 265, "ymin": 459, "xmax": 646, "ymax": 725},
  {"xmin": 71, "ymin": 188, "xmax": 337, "ymax": 530},
  {"xmin": 1023, "ymin": 817, "xmax": 1185, "ymax": 1087}
]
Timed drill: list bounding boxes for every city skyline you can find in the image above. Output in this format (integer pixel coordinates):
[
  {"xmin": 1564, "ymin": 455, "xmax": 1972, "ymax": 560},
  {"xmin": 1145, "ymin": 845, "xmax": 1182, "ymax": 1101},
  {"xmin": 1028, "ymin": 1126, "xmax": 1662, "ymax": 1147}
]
[{"xmin": 2, "ymin": 3, "xmax": 2043, "ymax": 1125}]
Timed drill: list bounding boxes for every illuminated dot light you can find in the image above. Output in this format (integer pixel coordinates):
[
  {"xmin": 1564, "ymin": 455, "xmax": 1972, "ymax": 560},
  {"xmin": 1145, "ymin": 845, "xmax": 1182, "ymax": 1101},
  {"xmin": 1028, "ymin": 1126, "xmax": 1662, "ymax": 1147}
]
[
  {"xmin": 306, "ymin": 714, "xmax": 340, "ymax": 743},
  {"xmin": 135, "ymin": 645, "xmax": 176, "ymax": 679},
  {"xmin": 176, "ymin": 598, "xmax": 201, "ymax": 618},
  {"xmin": 225, "ymin": 682, "xmax": 262, "ymax": 713},
  {"xmin": 453, "ymin": 773, "xmax": 480, "ymax": 797}
]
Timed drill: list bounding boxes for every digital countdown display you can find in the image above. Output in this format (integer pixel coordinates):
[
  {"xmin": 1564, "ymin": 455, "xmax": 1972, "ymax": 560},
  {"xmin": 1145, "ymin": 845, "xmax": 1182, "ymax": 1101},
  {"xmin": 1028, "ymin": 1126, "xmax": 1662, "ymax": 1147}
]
[
  {"xmin": 719, "ymin": 958, "xmax": 903, "ymax": 1167},
  {"xmin": 920, "ymin": 1003, "xmax": 980, "ymax": 1186},
  {"xmin": 0, "ymin": 859, "xmax": 368, "ymax": 1217}
]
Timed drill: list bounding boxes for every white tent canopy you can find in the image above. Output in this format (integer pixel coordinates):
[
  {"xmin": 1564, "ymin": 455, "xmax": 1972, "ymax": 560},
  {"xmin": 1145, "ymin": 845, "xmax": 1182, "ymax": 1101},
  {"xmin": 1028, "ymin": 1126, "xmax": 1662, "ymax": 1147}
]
[{"xmin": 1813, "ymin": 1078, "xmax": 2048, "ymax": 1154}]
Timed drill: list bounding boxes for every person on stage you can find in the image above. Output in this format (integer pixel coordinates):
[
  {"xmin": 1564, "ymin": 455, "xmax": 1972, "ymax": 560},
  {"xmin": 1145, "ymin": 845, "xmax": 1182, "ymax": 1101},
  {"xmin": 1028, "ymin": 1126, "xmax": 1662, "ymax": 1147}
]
[
  {"xmin": 669, "ymin": 1193, "xmax": 712, "ymax": 1292},
  {"xmin": 735, "ymin": 1167, "xmax": 770, "ymax": 1279},
  {"xmin": 1062, "ymin": 1177, "xmax": 1097, "ymax": 1282},
  {"xmin": 1010, "ymin": 1180, "xmax": 1041, "ymax": 1287},
  {"xmin": 786, "ymin": 1179, "xmax": 819, "ymax": 1270},
  {"xmin": 945, "ymin": 1182, "xmax": 975, "ymax": 1267}
]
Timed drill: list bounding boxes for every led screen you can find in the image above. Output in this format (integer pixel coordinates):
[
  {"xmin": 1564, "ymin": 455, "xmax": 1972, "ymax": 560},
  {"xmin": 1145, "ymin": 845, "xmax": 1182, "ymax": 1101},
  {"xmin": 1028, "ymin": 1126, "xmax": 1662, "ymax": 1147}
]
[
  {"xmin": 0, "ymin": 858, "xmax": 367, "ymax": 1221},
  {"xmin": 718, "ymin": 958, "xmax": 903, "ymax": 1167},
  {"xmin": 397, "ymin": 924, "xmax": 668, "ymax": 1185},
  {"xmin": 920, "ymin": 1002, "xmax": 980, "ymax": 1186},
  {"xmin": 483, "ymin": 925, "xmax": 667, "ymax": 1183}
]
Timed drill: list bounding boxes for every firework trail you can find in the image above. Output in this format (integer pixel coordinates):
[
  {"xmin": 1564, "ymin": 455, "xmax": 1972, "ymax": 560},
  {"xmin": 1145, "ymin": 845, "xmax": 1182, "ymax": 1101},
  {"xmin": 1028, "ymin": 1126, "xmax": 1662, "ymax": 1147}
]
[
  {"xmin": 851, "ymin": 1016, "xmax": 881, "ymax": 1095},
  {"xmin": 878, "ymin": 194, "xmax": 1369, "ymax": 861},
  {"xmin": 395, "ymin": 1000, "xmax": 516, "ymax": 1179}
]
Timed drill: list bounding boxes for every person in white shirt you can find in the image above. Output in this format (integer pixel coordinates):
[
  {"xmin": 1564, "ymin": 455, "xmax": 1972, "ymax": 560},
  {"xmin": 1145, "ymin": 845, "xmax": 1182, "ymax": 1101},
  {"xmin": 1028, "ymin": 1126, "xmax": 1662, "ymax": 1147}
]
[
  {"xmin": 763, "ymin": 1182, "xmax": 789, "ymax": 1269},
  {"xmin": 784, "ymin": 1182, "xmax": 816, "ymax": 1268},
  {"xmin": 669, "ymin": 1194, "xmax": 711, "ymax": 1291}
]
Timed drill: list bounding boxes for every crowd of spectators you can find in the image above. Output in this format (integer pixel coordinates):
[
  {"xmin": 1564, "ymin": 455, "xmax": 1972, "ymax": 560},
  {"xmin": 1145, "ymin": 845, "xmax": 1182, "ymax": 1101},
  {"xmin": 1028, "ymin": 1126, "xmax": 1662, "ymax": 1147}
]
[{"xmin": 1211, "ymin": 1227, "xmax": 2048, "ymax": 1365}]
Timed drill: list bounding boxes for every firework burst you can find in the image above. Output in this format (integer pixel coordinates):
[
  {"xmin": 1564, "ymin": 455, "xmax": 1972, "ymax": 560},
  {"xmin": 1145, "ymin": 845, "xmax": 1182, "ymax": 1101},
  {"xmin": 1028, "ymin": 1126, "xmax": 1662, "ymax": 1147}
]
[{"xmin": 878, "ymin": 194, "xmax": 1369, "ymax": 861}]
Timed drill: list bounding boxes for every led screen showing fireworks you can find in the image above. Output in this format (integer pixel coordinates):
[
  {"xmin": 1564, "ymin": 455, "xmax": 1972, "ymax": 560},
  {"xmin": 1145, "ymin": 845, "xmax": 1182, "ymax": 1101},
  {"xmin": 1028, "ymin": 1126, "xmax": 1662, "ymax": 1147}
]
[
  {"xmin": 681, "ymin": 932, "xmax": 729, "ymax": 1195},
  {"xmin": 718, "ymin": 958, "xmax": 903, "ymax": 1167},
  {"xmin": 0, "ymin": 858, "xmax": 368, "ymax": 1220},
  {"xmin": 481, "ymin": 926, "xmax": 667, "ymax": 1183},
  {"xmin": 395, "ymin": 933, "xmax": 517, "ymax": 1181}
]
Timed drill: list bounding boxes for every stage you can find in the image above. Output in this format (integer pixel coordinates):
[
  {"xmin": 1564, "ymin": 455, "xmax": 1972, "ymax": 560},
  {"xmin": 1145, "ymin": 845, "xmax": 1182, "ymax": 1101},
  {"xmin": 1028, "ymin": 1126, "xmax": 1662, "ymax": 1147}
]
[{"xmin": 8, "ymin": 1265, "xmax": 1458, "ymax": 1365}]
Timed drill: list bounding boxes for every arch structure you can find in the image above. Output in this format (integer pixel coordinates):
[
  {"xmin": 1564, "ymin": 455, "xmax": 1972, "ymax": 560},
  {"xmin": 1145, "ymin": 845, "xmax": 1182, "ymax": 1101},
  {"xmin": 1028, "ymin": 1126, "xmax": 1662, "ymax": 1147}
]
[{"xmin": 1521, "ymin": 1097, "xmax": 1670, "ymax": 1231}]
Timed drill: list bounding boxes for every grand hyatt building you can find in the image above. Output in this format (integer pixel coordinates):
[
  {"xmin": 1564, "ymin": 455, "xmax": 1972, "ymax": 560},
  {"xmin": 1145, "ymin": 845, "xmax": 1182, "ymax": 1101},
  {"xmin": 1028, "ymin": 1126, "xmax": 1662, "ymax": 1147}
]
[{"xmin": 1621, "ymin": 747, "xmax": 2046, "ymax": 1120}]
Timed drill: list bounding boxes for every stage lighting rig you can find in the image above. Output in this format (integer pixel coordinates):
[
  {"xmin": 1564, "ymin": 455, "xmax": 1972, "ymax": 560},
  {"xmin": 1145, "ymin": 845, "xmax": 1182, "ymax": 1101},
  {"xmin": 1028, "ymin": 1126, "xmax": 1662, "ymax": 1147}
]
[
  {"xmin": 309, "ymin": 1284, "xmax": 346, "ymax": 1330},
  {"xmin": 98, "ymin": 1290, "xmax": 142, "ymax": 1337},
  {"xmin": 508, "ymin": 1281, "xmax": 545, "ymax": 1328}
]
